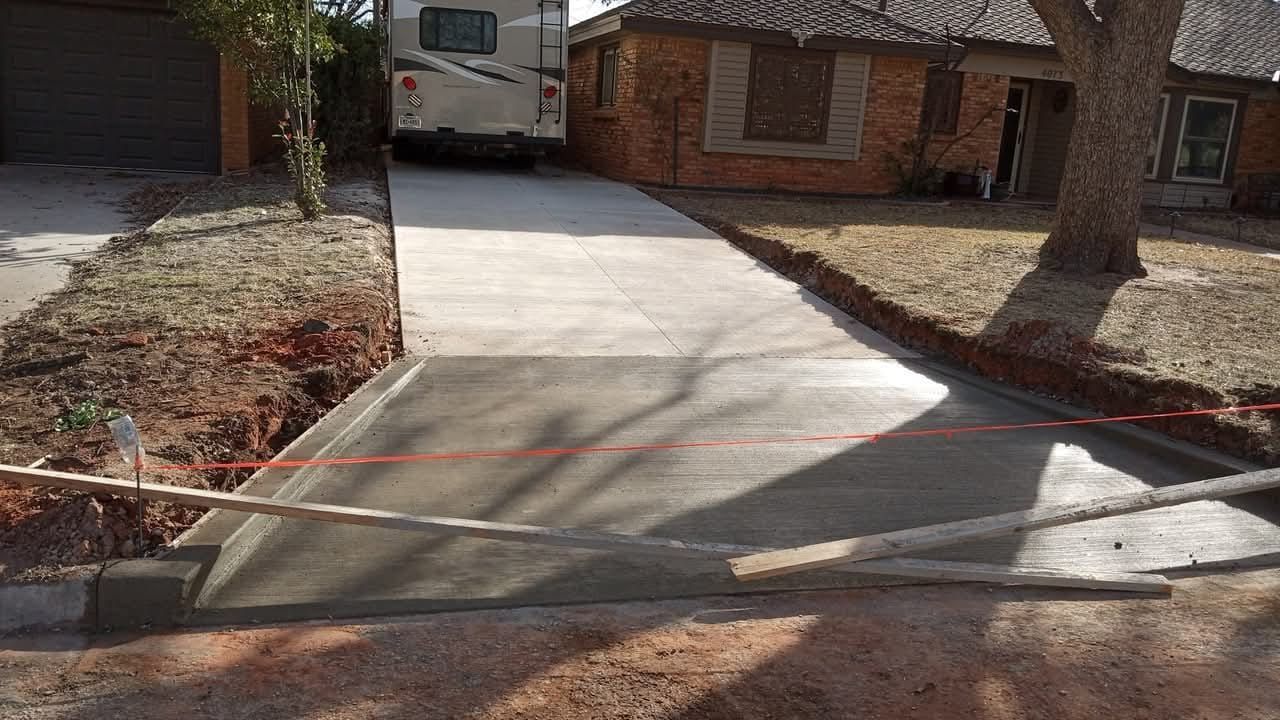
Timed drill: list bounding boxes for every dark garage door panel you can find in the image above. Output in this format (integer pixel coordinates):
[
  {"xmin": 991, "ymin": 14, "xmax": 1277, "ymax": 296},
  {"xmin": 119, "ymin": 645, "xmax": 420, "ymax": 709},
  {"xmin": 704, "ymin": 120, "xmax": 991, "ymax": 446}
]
[{"xmin": 0, "ymin": 2, "xmax": 219, "ymax": 172}]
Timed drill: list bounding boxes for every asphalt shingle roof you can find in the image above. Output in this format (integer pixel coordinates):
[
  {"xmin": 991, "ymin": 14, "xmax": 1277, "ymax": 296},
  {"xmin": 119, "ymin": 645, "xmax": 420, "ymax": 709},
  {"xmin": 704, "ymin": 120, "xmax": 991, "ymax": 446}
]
[
  {"xmin": 877, "ymin": 0, "xmax": 1280, "ymax": 82},
  {"xmin": 586, "ymin": 0, "xmax": 949, "ymax": 47},
  {"xmin": 1175, "ymin": 0, "xmax": 1280, "ymax": 81}
]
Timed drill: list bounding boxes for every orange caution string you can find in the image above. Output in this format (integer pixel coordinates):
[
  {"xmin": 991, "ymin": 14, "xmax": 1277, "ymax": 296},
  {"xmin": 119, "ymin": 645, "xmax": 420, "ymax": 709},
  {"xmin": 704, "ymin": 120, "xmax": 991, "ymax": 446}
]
[{"xmin": 149, "ymin": 402, "xmax": 1280, "ymax": 472}]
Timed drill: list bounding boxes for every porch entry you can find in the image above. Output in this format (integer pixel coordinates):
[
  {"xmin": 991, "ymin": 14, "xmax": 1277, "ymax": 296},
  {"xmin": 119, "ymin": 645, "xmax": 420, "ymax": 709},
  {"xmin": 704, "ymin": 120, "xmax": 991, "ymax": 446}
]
[{"xmin": 996, "ymin": 81, "xmax": 1031, "ymax": 189}]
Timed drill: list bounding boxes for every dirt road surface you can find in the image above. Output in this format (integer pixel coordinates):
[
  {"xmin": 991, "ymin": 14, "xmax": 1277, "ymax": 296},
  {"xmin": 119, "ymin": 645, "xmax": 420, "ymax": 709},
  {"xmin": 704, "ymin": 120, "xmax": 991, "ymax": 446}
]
[{"xmin": 3, "ymin": 569, "xmax": 1278, "ymax": 719}]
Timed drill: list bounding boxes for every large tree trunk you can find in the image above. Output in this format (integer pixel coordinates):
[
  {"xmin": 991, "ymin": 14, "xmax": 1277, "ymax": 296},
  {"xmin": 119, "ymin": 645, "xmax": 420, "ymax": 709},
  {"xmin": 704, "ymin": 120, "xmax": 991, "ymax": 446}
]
[{"xmin": 1029, "ymin": 0, "xmax": 1185, "ymax": 276}]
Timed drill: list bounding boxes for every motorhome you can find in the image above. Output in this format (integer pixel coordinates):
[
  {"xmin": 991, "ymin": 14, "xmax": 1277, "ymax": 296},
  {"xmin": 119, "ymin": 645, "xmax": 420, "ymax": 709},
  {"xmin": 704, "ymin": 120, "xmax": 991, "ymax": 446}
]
[{"xmin": 386, "ymin": 0, "xmax": 567, "ymax": 159}]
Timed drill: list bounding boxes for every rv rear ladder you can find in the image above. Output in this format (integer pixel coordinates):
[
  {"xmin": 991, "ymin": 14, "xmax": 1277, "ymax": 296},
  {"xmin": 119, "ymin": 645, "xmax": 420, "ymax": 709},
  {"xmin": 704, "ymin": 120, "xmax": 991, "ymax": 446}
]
[{"xmin": 537, "ymin": 0, "xmax": 564, "ymax": 124}]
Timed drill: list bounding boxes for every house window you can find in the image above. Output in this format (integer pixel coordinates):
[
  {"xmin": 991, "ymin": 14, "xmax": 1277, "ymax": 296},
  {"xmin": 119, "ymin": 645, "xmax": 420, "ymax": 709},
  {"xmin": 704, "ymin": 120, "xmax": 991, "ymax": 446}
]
[
  {"xmin": 744, "ymin": 46, "xmax": 835, "ymax": 143},
  {"xmin": 1146, "ymin": 94, "xmax": 1169, "ymax": 178},
  {"xmin": 922, "ymin": 69, "xmax": 963, "ymax": 134},
  {"xmin": 1174, "ymin": 96, "xmax": 1237, "ymax": 183},
  {"xmin": 598, "ymin": 44, "xmax": 619, "ymax": 107},
  {"xmin": 420, "ymin": 7, "xmax": 497, "ymax": 54}
]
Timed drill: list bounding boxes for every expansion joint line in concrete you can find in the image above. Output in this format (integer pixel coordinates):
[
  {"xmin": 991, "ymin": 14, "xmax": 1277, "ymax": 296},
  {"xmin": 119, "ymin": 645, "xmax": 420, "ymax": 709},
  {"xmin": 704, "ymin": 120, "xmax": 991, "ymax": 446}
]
[{"xmin": 547, "ymin": 211, "xmax": 687, "ymax": 357}]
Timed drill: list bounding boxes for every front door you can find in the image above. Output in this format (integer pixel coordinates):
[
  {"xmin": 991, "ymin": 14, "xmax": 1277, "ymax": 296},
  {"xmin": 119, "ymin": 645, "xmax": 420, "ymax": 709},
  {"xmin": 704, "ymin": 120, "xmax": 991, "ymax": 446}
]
[{"xmin": 996, "ymin": 82, "xmax": 1031, "ymax": 188}]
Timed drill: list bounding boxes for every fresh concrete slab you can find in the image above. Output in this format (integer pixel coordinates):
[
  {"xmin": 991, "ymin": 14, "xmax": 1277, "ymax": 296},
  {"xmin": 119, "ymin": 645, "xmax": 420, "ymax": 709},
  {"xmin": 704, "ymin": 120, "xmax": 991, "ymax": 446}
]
[
  {"xmin": 0, "ymin": 166, "xmax": 167, "ymax": 331},
  {"xmin": 389, "ymin": 165, "xmax": 910, "ymax": 359},
  {"xmin": 197, "ymin": 355, "xmax": 1280, "ymax": 624},
  {"xmin": 192, "ymin": 164, "xmax": 1279, "ymax": 625}
]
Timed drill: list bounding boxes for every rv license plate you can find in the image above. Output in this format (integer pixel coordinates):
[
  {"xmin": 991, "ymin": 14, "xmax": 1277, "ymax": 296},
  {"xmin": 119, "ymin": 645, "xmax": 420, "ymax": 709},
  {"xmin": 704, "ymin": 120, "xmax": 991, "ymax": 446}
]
[{"xmin": 398, "ymin": 114, "xmax": 422, "ymax": 129}]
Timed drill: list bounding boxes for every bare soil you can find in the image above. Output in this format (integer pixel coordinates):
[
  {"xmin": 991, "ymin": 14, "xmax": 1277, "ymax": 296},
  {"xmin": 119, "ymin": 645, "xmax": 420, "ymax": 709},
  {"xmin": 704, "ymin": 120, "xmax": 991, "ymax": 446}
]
[
  {"xmin": 0, "ymin": 168, "xmax": 398, "ymax": 580},
  {"xmin": 2, "ymin": 570, "xmax": 1277, "ymax": 719},
  {"xmin": 653, "ymin": 192, "xmax": 1280, "ymax": 464},
  {"xmin": 1142, "ymin": 208, "xmax": 1280, "ymax": 251}
]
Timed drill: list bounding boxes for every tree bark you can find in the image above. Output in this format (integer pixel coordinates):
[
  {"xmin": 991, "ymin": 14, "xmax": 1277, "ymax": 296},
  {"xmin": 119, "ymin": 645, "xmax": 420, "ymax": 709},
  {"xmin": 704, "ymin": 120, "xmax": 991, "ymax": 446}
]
[{"xmin": 1028, "ymin": 0, "xmax": 1185, "ymax": 276}]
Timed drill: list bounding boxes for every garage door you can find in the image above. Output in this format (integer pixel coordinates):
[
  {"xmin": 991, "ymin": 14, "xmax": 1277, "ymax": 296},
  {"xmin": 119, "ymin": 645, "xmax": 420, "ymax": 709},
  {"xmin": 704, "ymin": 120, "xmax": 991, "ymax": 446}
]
[{"xmin": 0, "ymin": 1, "xmax": 219, "ymax": 173}]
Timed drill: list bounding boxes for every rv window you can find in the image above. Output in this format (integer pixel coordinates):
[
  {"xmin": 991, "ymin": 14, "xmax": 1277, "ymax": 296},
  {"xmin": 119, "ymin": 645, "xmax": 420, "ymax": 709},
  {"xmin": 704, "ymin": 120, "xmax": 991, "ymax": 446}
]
[
  {"xmin": 598, "ymin": 45, "xmax": 619, "ymax": 107},
  {"xmin": 420, "ymin": 8, "xmax": 497, "ymax": 54}
]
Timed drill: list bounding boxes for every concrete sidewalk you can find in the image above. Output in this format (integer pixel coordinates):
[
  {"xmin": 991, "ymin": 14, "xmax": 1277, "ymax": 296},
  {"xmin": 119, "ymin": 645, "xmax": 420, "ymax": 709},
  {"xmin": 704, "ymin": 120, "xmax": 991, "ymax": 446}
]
[
  {"xmin": 194, "ymin": 164, "xmax": 1280, "ymax": 625},
  {"xmin": 0, "ymin": 166, "xmax": 165, "ymax": 330}
]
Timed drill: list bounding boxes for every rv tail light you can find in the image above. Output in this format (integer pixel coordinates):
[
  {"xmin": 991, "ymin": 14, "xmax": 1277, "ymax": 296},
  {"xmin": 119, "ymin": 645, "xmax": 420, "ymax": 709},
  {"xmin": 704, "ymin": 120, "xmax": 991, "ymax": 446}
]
[
  {"xmin": 402, "ymin": 76, "xmax": 418, "ymax": 91},
  {"xmin": 543, "ymin": 85, "xmax": 558, "ymax": 99}
]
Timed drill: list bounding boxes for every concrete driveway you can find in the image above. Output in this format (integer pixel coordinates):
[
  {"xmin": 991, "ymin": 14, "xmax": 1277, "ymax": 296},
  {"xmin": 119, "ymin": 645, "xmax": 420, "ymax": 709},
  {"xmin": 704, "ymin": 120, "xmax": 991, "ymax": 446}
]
[
  {"xmin": 0, "ymin": 166, "xmax": 161, "ymax": 330},
  {"xmin": 195, "ymin": 164, "xmax": 1280, "ymax": 623}
]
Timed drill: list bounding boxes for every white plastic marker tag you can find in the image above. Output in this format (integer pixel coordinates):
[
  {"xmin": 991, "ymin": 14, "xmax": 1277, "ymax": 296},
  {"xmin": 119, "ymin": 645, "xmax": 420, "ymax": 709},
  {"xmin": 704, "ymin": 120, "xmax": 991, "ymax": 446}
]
[{"xmin": 107, "ymin": 415, "xmax": 146, "ymax": 470}]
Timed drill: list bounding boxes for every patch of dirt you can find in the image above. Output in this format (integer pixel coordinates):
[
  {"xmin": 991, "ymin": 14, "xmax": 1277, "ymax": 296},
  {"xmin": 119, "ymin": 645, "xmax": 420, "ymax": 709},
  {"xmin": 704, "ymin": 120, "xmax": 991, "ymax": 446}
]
[
  {"xmin": 0, "ymin": 168, "xmax": 399, "ymax": 580},
  {"xmin": 653, "ymin": 192, "xmax": 1280, "ymax": 464},
  {"xmin": 1143, "ymin": 208, "xmax": 1280, "ymax": 251},
  {"xmin": 121, "ymin": 178, "xmax": 214, "ymax": 228},
  {"xmin": 2, "ymin": 570, "xmax": 1278, "ymax": 719}
]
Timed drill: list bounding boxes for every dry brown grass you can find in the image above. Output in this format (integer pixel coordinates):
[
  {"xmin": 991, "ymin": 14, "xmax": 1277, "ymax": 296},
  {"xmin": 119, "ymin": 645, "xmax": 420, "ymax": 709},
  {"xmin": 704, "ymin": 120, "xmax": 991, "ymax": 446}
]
[
  {"xmin": 41, "ymin": 177, "xmax": 391, "ymax": 340},
  {"xmin": 1142, "ymin": 208, "xmax": 1280, "ymax": 251},
  {"xmin": 0, "ymin": 173, "xmax": 398, "ymax": 578},
  {"xmin": 657, "ymin": 193, "xmax": 1280, "ymax": 400}
]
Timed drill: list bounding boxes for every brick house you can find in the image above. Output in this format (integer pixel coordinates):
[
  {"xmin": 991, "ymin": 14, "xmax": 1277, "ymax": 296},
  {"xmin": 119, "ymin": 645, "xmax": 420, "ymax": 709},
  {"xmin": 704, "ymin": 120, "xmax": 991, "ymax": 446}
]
[
  {"xmin": 0, "ymin": 0, "xmax": 276, "ymax": 174},
  {"xmin": 567, "ymin": 0, "xmax": 1280, "ymax": 208}
]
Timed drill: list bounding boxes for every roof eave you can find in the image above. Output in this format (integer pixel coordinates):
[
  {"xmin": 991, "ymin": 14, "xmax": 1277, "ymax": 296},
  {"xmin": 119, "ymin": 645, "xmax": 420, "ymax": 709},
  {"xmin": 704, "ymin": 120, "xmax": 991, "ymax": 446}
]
[
  {"xmin": 568, "ymin": 11, "xmax": 625, "ymax": 46},
  {"xmin": 617, "ymin": 16, "xmax": 955, "ymax": 59}
]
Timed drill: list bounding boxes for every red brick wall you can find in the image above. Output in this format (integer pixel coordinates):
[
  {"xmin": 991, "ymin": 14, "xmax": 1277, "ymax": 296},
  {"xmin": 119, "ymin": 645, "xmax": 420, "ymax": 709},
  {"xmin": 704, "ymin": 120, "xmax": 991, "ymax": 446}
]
[
  {"xmin": 567, "ymin": 38, "xmax": 634, "ymax": 179},
  {"xmin": 218, "ymin": 56, "xmax": 281, "ymax": 173},
  {"xmin": 567, "ymin": 32, "xmax": 938, "ymax": 195},
  {"xmin": 248, "ymin": 102, "xmax": 282, "ymax": 165},
  {"xmin": 219, "ymin": 56, "xmax": 252, "ymax": 174},
  {"xmin": 1236, "ymin": 97, "xmax": 1280, "ymax": 178},
  {"xmin": 929, "ymin": 72, "xmax": 1009, "ymax": 174}
]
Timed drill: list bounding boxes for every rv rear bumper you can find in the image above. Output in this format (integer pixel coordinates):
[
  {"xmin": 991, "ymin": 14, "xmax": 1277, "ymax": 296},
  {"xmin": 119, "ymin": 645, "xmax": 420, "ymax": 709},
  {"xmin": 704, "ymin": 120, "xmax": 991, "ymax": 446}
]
[{"xmin": 395, "ymin": 130, "xmax": 565, "ymax": 148}]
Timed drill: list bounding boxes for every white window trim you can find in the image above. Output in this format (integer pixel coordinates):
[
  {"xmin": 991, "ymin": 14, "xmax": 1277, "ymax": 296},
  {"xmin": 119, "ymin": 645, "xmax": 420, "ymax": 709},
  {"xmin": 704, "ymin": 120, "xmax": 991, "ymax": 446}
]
[
  {"xmin": 1172, "ymin": 94, "xmax": 1237, "ymax": 185},
  {"xmin": 1146, "ymin": 93, "xmax": 1169, "ymax": 179}
]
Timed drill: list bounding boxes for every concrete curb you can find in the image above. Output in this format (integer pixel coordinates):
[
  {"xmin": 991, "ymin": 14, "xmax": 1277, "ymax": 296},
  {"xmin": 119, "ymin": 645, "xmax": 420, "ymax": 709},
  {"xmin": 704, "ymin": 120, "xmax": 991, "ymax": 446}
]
[
  {"xmin": 86, "ymin": 356, "xmax": 427, "ymax": 631},
  {"xmin": 0, "ymin": 568, "xmax": 98, "ymax": 633}
]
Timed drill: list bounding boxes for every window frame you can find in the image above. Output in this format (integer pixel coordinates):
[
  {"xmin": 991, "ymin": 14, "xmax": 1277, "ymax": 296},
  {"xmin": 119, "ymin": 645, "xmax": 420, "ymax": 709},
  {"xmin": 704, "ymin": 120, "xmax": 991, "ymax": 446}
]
[
  {"xmin": 597, "ymin": 43, "xmax": 620, "ymax": 108},
  {"xmin": 742, "ymin": 45, "xmax": 837, "ymax": 145},
  {"xmin": 1172, "ymin": 95, "xmax": 1238, "ymax": 185},
  {"xmin": 1146, "ymin": 93, "xmax": 1169, "ymax": 179},
  {"xmin": 419, "ymin": 7, "xmax": 498, "ymax": 55},
  {"xmin": 922, "ymin": 68, "xmax": 964, "ymax": 135}
]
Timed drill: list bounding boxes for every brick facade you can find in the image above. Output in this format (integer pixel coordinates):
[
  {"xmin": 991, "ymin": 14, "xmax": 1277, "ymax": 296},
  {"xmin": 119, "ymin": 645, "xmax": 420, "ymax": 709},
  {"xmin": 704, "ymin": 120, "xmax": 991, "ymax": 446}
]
[
  {"xmin": 569, "ymin": 32, "xmax": 1005, "ymax": 196},
  {"xmin": 218, "ymin": 56, "xmax": 279, "ymax": 174},
  {"xmin": 219, "ymin": 56, "xmax": 252, "ymax": 174},
  {"xmin": 1236, "ymin": 97, "xmax": 1280, "ymax": 179},
  {"xmin": 928, "ymin": 72, "xmax": 1009, "ymax": 175}
]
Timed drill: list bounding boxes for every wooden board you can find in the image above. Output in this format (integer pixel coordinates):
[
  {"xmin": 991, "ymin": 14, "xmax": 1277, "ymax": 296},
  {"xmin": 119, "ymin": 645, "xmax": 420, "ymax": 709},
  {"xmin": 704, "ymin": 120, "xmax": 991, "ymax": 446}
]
[
  {"xmin": 0, "ymin": 464, "xmax": 1171, "ymax": 593},
  {"xmin": 729, "ymin": 468, "xmax": 1280, "ymax": 581}
]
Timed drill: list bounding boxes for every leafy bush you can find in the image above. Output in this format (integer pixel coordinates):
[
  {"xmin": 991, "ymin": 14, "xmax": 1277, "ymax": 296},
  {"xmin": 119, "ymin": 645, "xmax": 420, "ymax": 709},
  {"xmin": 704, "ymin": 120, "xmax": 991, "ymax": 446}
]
[{"xmin": 314, "ymin": 18, "xmax": 384, "ymax": 162}]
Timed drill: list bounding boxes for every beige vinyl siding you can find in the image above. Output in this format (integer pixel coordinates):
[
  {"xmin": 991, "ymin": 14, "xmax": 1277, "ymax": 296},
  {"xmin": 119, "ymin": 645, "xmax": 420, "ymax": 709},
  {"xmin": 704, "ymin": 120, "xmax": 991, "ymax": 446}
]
[
  {"xmin": 1141, "ymin": 182, "xmax": 1165, "ymax": 206},
  {"xmin": 1144, "ymin": 181, "xmax": 1232, "ymax": 209},
  {"xmin": 704, "ymin": 41, "xmax": 868, "ymax": 161},
  {"xmin": 1026, "ymin": 81, "xmax": 1073, "ymax": 199}
]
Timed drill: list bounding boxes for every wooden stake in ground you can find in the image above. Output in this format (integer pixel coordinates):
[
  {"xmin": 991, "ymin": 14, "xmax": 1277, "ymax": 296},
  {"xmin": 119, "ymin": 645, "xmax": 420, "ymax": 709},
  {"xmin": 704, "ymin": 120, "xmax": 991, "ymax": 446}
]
[
  {"xmin": 728, "ymin": 469, "xmax": 1280, "ymax": 582},
  {"xmin": 0, "ymin": 464, "xmax": 1171, "ymax": 594}
]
